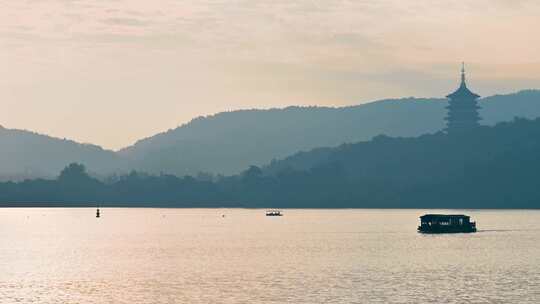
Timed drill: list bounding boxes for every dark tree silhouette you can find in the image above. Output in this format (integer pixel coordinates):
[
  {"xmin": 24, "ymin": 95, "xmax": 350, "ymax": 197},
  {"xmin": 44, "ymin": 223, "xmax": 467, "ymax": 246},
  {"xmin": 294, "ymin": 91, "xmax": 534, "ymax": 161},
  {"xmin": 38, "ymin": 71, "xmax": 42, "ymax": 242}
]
[{"xmin": 58, "ymin": 163, "xmax": 90, "ymax": 181}]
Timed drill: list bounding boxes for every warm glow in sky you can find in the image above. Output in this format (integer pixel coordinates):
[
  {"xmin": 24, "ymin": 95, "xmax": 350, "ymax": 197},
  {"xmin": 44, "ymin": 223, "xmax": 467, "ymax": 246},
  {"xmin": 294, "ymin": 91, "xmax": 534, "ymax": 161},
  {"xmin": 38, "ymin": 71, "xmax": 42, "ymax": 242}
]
[{"xmin": 1, "ymin": 0, "xmax": 539, "ymax": 149}]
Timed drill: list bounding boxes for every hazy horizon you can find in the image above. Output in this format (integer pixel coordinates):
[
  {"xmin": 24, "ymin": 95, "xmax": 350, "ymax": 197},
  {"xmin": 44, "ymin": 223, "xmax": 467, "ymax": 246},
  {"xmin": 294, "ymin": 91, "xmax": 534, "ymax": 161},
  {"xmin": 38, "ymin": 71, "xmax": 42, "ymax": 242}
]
[{"xmin": 1, "ymin": 0, "xmax": 539, "ymax": 149}]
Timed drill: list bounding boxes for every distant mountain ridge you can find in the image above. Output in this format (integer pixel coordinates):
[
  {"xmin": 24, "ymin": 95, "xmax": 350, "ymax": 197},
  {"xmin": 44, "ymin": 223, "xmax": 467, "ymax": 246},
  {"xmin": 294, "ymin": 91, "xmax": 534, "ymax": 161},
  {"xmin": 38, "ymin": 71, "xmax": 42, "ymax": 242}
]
[
  {"xmin": 117, "ymin": 98, "xmax": 446, "ymax": 175},
  {"xmin": 119, "ymin": 90, "xmax": 540, "ymax": 176},
  {"xmin": 1, "ymin": 90, "xmax": 540, "ymax": 179},
  {"xmin": 0, "ymin": 126, "xmax": 124, "ymax": 180},
  {"xmin": 3, "ymin": 116, "xmax": 540, "ymax": 208}
]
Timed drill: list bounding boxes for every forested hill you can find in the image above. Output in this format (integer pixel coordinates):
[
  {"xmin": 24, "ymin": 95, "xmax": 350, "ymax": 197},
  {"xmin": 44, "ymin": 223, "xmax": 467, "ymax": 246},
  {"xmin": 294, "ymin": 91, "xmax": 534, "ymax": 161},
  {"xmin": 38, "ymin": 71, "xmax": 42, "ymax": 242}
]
[
  {"xmin": 120, "ymin": 90, "xmax": 540, "ymax": 176},
  {"xmin": 0, "ymin": 126, "xmax": 124, "ymax": 181},
  {"xmin": 118, "ymin": 97, "xmax": 446, "ymax": 176},
  {"xmin": 259, "ymin": 117, "xmax": 540, "ymax": 208},
  {"xmin": 2, "ymin": 117, "xmax": 540, "ymax": 209},
  {"xmin": 2, "ymin": 90, "xmax": 540, "ymax": 180}
]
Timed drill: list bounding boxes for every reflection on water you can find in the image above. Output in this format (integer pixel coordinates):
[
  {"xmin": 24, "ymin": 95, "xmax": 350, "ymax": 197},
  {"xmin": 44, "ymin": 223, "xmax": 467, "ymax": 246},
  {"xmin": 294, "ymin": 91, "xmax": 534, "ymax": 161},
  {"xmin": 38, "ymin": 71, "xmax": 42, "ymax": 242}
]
[{"xmin": 1, "ymin": 208, "xmax": 539, "ymax": 303}]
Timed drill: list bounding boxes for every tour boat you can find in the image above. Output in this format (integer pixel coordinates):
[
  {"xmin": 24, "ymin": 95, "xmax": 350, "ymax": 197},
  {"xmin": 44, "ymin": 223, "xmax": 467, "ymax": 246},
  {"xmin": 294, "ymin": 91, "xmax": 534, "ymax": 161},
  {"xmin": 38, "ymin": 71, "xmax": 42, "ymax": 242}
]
[
  {"xmin": 266, "ymin": 210, "xmax": 283, "ymax": 216},
  {"xmin": 418, "ymin": 214, "xmax": 476, "ymax": 233}
]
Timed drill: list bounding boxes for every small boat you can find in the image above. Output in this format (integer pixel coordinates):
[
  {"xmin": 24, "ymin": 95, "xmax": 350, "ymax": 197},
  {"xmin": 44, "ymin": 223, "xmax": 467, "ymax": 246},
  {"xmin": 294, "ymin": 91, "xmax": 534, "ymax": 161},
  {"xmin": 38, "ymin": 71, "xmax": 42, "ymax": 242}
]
[
  {"xmin": 418, "ymin": 214, "xmax": 476, "ymax": 233},
  {"xmin": 96, "ymin": 208, "xmax": 100, "ymax": 218},
  {"xmin": 266, "ymin": 210, "xmax": 283, "ymax": 217}
]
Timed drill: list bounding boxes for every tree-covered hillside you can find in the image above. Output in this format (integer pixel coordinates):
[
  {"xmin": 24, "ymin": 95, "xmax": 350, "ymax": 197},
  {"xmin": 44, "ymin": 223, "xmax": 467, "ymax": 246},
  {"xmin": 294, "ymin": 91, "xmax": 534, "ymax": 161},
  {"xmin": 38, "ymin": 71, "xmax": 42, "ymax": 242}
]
[
  {"xmin": 120, "ymin": 90, "xmax": 540, "ymax": 176},
  {"xmin": 0, "ymin": 126, "xmax": 125, "ymax": 180},
  {"xmin": 2, "ymin": 90, "xmax": 539, "ymax": 179},
  {"xmin": 2, "ymin": 117, "xmax": 540, "ymax": 209}
]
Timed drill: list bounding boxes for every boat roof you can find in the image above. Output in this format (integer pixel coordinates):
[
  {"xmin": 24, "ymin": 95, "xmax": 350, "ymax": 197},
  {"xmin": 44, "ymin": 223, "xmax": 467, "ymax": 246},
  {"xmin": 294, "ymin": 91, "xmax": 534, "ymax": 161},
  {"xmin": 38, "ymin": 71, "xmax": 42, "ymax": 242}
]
[{"xmin": 420, "ymin": 214, "xmax": 470, "ymax": 219}]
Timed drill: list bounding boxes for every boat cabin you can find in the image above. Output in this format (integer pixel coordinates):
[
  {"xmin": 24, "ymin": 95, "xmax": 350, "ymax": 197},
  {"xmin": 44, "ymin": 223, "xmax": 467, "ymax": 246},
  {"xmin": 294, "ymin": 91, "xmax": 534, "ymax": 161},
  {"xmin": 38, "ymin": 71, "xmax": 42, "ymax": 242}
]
[{"xmin": 418, "ymin": 214, "xmax": 476, "ymax": 233}]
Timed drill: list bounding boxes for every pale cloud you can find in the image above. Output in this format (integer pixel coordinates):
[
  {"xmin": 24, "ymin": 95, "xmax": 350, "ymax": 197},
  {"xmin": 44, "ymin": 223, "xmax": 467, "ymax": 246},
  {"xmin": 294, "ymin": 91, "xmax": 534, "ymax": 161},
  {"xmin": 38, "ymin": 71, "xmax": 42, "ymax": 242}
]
[{"xmin": 0, "ymin": 0, "xmax": 539, "ymax": 149}]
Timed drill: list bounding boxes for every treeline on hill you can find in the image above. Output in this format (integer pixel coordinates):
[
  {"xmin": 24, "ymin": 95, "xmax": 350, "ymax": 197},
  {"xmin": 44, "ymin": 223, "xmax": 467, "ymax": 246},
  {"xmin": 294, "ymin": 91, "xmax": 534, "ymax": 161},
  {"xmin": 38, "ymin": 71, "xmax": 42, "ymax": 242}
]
[{"xmin": 1, "ymin": 117, "xmax": 540, "ymax": 208}]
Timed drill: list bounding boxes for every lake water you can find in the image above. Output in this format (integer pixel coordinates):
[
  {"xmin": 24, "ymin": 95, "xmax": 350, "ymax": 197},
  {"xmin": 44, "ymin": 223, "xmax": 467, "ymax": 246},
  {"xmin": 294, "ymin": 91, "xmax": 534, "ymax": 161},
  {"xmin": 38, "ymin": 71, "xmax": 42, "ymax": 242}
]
[{"xmin": 1, "ymin": 208, "xmax": 539, "ymax": 303}]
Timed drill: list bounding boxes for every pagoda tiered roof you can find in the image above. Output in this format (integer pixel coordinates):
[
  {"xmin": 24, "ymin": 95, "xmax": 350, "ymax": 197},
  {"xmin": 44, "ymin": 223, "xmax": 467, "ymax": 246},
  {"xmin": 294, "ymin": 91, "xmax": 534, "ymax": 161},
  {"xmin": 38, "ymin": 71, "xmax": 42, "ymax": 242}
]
[
  {"xmin": 444, "ymin": 63, "xmax": 482, "ymax": 132},
  {"xmin": 446, "ymin": 63, "xmax": 480, "ymax": 99},
  {"xmin": 446, "ymin": 82, "xmax": 480, "ymax": 99}
]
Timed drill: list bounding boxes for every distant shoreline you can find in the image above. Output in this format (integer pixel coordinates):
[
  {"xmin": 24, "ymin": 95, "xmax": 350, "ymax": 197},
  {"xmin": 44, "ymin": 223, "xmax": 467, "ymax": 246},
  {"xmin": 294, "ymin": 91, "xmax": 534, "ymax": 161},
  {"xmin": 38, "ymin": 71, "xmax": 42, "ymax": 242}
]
[{"xmin": 1, "ymin": 205, "xmax": 539, "ymax": 210}]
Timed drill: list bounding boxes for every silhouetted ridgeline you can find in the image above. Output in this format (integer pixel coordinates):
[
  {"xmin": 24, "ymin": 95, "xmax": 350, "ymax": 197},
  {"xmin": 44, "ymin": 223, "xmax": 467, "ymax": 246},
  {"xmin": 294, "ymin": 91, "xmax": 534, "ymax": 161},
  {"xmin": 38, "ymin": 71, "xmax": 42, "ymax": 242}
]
[
  {"xmin": 0, "ymin": 126, "xmax": 125, "ymax": 181},
  {"xmin": 1, "ymin": 117, "xmax": 540, "ymax": 208},
  {"xmin": 2, "ymin": 90, "xmax": 540, "ymax": 180},
  {"xmin": 119, "ymin": 90, "xmax": 540, "ymax": 176}
]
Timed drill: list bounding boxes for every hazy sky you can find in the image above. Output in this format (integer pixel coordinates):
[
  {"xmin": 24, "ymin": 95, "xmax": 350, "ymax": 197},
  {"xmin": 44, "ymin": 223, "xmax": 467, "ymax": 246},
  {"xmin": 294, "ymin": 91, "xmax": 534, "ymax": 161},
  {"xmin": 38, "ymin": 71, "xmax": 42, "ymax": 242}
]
[{"xmin": 1, "ymin": 0, "xmax": 539, "ymax": 149}]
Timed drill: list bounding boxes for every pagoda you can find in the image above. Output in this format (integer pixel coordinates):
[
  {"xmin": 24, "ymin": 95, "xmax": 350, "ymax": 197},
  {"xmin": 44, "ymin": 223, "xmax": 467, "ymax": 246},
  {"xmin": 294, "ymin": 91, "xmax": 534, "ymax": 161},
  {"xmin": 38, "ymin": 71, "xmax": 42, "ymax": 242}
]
[{"xmin": 445, "ymin": 63, "xmax": 481, "ymax": 133}]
